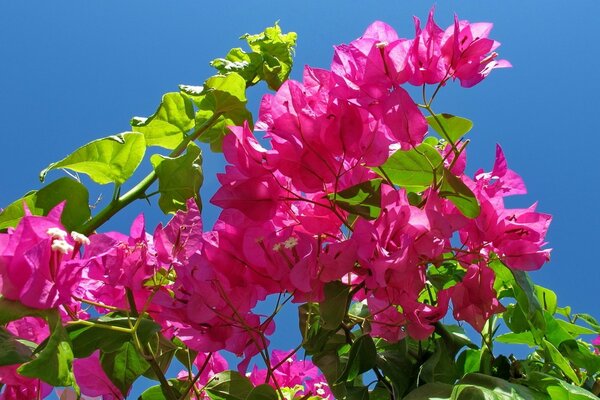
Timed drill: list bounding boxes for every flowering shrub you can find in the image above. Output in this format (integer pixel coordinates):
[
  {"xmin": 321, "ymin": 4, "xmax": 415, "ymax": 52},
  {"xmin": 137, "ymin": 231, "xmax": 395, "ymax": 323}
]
[{"xmin": 1, "ymin": 9, "xmax": 599, "ymax": 400}]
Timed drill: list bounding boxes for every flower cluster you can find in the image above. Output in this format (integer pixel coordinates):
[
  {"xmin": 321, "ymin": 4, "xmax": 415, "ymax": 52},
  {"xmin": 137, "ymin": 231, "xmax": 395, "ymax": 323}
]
[{"xmin": 0, "ymin": 10, "xmax": 551, "ymax": 399}]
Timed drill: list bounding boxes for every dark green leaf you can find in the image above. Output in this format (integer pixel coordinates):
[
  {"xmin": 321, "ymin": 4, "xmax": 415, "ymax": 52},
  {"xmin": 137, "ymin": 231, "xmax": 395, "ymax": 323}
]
[
  {"xmin": 204, "ymin": 371, "xmax": 254, "ymax": 400},
  {"xmin": 131, "ymin": 92, "xmax": 195, "ymax": 150},
  {"xmin": 375, "ymin": 143, "xmax": 442, "ymax": 191},
  {"xmin": 0, "ymin": 177, "xmax": 90, "ymax": 231},
  {"xmin": 18, "ymin": 311, "xmax": 77, "ymax": 389},
  {"xmin": 0, "ymin": 327, "xmax": 34, "ymax": 366},
  {"xmin": 150, "ymin": 141, "xmax": 203, "ymax": 214},
  {"xmin": 40, "ymin": 132, "xmax": 146, "ymax": 185},
  {"xmin": 375, "ymin": 339, "xmax": 416, "ymax": 397},
  {"xmin": 138, "ymin": 379, "xmax": 188, "ymax": 400},
  {"xmin": 439, "ymin": 167, "xmax": 480, "ymax": 218},
  {"xmin": 312, "ymin": 350, "xmax": 346, "ymax": 399},
  {"xmin": 319, "ymin": 282, "xmax": 349, "ymax": 330},
  {"xmin": 420, "ymin": 338, "xmax": 459, "ymax": 384},
  {"xmin": 426, "ymin": 114, "xmax": 473, "ymax": 143},
  {"xmin": 337, "ymin": 335, "xmax": 377, "ymax": 382},
  {"xmin": 328, "ymin": 179, "xmax": 382, "ymax": 220},
  {"xmin": 0, "ymin": 297, "xmax": 49, "ymax": 325},
  {"xmin": 100, "ymin": 341, "xmax": 150, "ymax": 396}
]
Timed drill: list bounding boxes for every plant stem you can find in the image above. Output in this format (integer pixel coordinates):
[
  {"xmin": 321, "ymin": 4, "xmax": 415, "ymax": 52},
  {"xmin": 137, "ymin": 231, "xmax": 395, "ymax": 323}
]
[{"xmin": 80, "ymin": 113, "xmax": 222, "ymax": 235}]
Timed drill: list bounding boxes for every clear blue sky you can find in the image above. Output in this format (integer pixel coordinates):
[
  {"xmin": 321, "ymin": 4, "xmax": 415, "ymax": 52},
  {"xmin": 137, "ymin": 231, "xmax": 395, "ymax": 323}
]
[{"xmin": 1, "ymin": 1, "xmax": 599, "ymax": 396}]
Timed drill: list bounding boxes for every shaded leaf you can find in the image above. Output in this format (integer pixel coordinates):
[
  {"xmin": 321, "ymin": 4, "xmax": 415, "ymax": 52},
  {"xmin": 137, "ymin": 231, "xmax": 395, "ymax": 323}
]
[
  {"xmin": 0, "ymin": 327, "xmax": 34, "ymax": 366},
  {"xmin": 100, "ymin": 341, "xmax": 150, "ymax": 396},
  {"xmin": 328, "ymin": 179, "xmax": 382, "ymax": 220},
  {"xmin": 337, "ymin": 335, "xmax": 377, "ymax": 382},
  {"xmin": 439, "ymin": 167, "xmax": 480, "ymax": 218},
  {"xmin": 204, "ymin": 371, "xmax": 254, "ymax": 400},
  {"xmin": 319, "ymin": 282, "xmax": 349, "ymax": 330}
]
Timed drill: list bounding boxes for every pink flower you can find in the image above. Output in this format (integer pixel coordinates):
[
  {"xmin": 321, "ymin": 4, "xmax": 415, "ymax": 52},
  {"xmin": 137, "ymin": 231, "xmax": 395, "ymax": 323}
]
[
  {"xmin": 452, "ymin": 264, "xmax": 505, "ymax": 331},
  {"xmin": 0, "ymin": 204, "xmax": 87, "ymax": 309},
  {"xmin": 73, "ymin": 352, "xmax": 122, "ymax": 399}
]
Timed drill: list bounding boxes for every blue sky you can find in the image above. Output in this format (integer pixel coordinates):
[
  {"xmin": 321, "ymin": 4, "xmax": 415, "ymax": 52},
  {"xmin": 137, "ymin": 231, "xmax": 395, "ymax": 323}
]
[{"xmin": 1, "ymin": 0, "xmax": 599, "ymax": 396}]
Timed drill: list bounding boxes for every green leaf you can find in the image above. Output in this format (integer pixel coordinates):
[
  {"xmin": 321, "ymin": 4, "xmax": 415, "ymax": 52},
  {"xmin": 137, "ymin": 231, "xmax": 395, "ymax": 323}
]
[
  {"xmin": 100, "ymin": 341, "xmax": 151, "ymax": 396},
  {"xmin": 375, "ymin": 339, "xmax": 417, "ymax": 397},
  {"xmin": 150, "ymin": 141, "xmax": 203, "ymax": 214},
  {"xmin": 542, "ymin": 339, "xmax": 581, "ymax": 385},
  {"xmin": 40, "ymin": 132, "xmax": 146, "ymax": 185},
  {"xmin": 534, "ymin": 285, "xmax": 557, "ymax": 315},
  {"xmin": 524, "ymin": 372, "xmax": 597, "ymax": 400},
  {"xmin": 337, "ymin": 335, "xmax": 377, "ymax": 382},
  {"xmin": 420, "ymin": 338, "xmax": 459, "ymax": 384},
  {"xmin": 131, "ymin": 92, "xmax": 195, "ymax": 150},
  {"xmin": 204, "ymin": 371, "xmax": 254, "ymax": 400},
  {"xmin": 455, "ymin": 373, "xmax": 549, "ymax": 400},
  {"xmin": 247, "ymin": 384, "xmax": 279, "ymax": 400},
  {"xmin": 298, "ymin": 303, "xmax": 346, "ymax": 355},
  {"xmin": 439, "ymin": 167, "xmax": 480, "ymax": 218},
  {"xmin": 18, "ymin": 311, "xmax": 77, "ymax": 389},
  {"xmin": 426, "ymin": 114, "xmax": 473, "ymax": 143},
  {"xmin": 328, "ymin": 179, "xmax": 382, "ymax": 220},
  {"xmin": 0, "ymin": 327, "xmax": 34, "ymax": 366},
  {"xmin": 456, "ymin": 349, "xmax": 483, "ymax": 376},
  {"xmin": 558, "ymin": 339, "xmax": 600, "ymax": 375},
  {"xmin": 375, "ymin": 143, "xmax": 442, "ymax": 191},
  {"xmin": 312, "ymin": 350, "xmax": 346, "ymax": 399},
  {"xmin": 242, "ymin": 23, "xmax": 297, "ymax": 90},
  {"xmin": 0, "ymin": 177, "xmax": 90, "ymax": 231},
  {"xmin": 574, "ymin": 313, "xmax": 600, "ymax": 333},
  {"xmin": 555, "ymin": 319, "xmax": 596, "ymax": 336},
  {"xmin": 319, "ymin": 281, "xmax": 349, "ymax": 330},
  {"xmin": 402, "ymin": 383, "xmax": 453, "ymax": 400},
  {"xmin": 192, "ymin": 73, "xmax": 251, "ymax": 152},
  {"xmin": 68, "ymin": 316, "xmax": 160, "ymax": 358},
  {"xmin": 138, "ymin": 379, "xmax": 188, "ymax": 400},
  {"xmin": 495, "ymin": 332, "xmax": 537, "ymax": 347}
]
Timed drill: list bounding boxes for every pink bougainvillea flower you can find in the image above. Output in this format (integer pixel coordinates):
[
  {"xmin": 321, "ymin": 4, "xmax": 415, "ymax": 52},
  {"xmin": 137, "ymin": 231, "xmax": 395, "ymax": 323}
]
[
  {"xmin": 475, "ymin": 144, "xmax": 527, "ymax": 198},
  {"xmin": 452, "ymin": 264, "xmax": 505, "ymax": 331},
  {"xmin": 442, "ymin": 15, "xmax": 511, "ymax": 87},
  {"xmin": 0, "ymin": 204, "xmax": 87, "ymax": 309},
  {"xmin": 408, "ymin": 8, "xmax": 446, "ymax": 86}
]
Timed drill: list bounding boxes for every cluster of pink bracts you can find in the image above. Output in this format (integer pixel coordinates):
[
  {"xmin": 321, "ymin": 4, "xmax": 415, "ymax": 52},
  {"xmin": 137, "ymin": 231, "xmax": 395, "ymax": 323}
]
[{"xmin": 0, "ymin": 10, "xmax": 551, "ymax": 399}]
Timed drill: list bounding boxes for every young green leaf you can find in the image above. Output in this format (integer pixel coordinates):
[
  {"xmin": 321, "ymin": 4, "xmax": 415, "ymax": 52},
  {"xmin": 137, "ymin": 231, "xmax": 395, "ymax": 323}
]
[
  {"xmin": 242, "ymin": 23, "xmax": 297, "ymax": 90},
  {"xmin": 328, "ymin": 179, "xmax": 383, "ymax": 220},
  {"xmin": 426, "ymin": 113, "xmax": 473, "ymax": 143},
  {"xmin": 131, "ymin": 92, "xmax": 195, "ymax": 150},
  {"xmin": 40, "ymin": 132, "xmax": 146, "ymax": 185},
  {"xmin": 211, "ymin": 48, "xmax": 264, "ymax": 86},
  {"xmin": 150, "ymin": 142, "xmax": 203, "ymax": 214}
]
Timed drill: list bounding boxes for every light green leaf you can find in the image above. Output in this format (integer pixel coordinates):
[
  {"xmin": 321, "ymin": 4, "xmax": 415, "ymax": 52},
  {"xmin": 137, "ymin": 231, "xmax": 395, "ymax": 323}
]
[
  {"xmin": 426, "ymin": 114, "xmax": 473, "ymax": 143},
  {"xmin": 40, "ymin": 132, "xmax": 146, "ymax": 185},
  {"xmin": 524, "ymin": 372, "xmax": 597, "ymax": 400},
  {"xmin": 0, "ymin": 177, "xmax": 90, "ymax": 231},
  {"xmin": 542, "ymin": 339, "xmax": 581, "ymax": 385},
  {"xmin": 131, "ymin": 92, "xmax": 195, "ymax": 150},
  {"xmin": 328, "ymin": 179, "xmax": 382, "ymax": 220},
  {"xmin": 375, "ymin": 143, "xmax": 442, "ymax": 190},
  {"xmin": 455, "ymin": 373, "xmax": 549, "ymax": 400},
  {"xmin": 439, "ymin": 167, "xmax": 480, "ymax": 218},
  {"xmin": 495, "ymin": 332, "xmax": 536, "ymax": 347},
  {"xmin": 204, "ymin": 371, "xmax": 254, "ymax": 400},
  {"xmin": 18, "ymin": 311, "xmax": 77, "ymax": 390},
  {"xmin": 456, "ymin": 349, "xmax": 483, "ymax": 375},
  {"xmin": 150, "ymin": 142, "xmax": 203, "ymax": 214},
  {"xmin": 100, "ymin": 341, "xmax": 150, "ymax": 396},
  {"xmin": 247, "ymin": 384, "xmax": 279, "ymax": 400},
  {"xmin": 534, "ymin": 285, "xmax": 557, "ymax": 315},
  {"xmin": 211, "ymin": 48, "xmax": 264, "ymax": 86}
]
